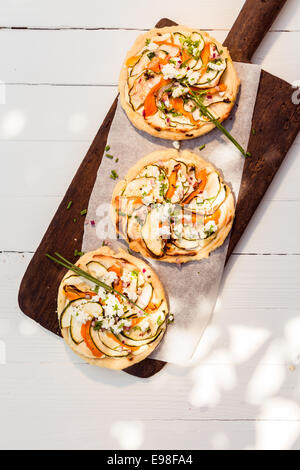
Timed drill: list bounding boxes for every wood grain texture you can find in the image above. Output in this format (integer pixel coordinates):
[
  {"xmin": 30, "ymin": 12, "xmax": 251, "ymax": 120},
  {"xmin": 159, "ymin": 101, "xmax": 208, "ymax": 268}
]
[
  {"xmin": 224, "ymin": 0, "xmax": 288, "ymax": 63},
  {"xmin": 18, "ymin": 4, "xmax": 299, "ymax": 378}
]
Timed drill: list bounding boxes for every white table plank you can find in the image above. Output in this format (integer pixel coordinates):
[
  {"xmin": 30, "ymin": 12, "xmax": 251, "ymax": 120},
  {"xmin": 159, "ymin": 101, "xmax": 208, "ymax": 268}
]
[
  {"xmin": 0, "ymin": 0, "xmax": 299, "ymax": 31},
  {"xmin": 0, "ymin": 29, "xmax": 299, "ymax": 85}
]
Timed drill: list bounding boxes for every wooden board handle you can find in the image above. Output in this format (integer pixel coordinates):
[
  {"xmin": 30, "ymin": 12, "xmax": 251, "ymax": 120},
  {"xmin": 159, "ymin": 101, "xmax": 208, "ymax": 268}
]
[{"xmin": 224, "ymin": 0, "xmax": 287, "ymax": 62}]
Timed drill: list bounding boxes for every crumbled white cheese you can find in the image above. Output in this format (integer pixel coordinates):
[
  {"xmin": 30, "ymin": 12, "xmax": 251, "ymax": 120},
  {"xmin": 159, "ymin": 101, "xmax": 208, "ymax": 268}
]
[
  {"xmin": 219, "ymin": 91, "xmax": 225, "ymax": 97},
  {"xmin": 142, "ymin": 195, "xmax": 154, "ymax": 206},
  {"xmin": 147, "ymin": 41, "xmax": 159, "ymax": 51},
  {"xmin": 186, "ymin": 69, "xmax": 200, "ymax": 85},
  {"xmin": 172, "ymin": 85, "xmax": 188, "ymax": 98},
  {"xmin": 172, "ymin": 140, "xmax": 180, "ymax": 150},
  {"xmin": 162, "ymin": 63, "xmax": 186, "ymax": 80},
  {"xmin": 157, "ymin": 224, "xmax": 171, "ymax": 239},
  {"xmin": 199, "ymin": 220, "xmax": 217, "ymax": 239},
  {"xmin": 102, "ymin": 270, "xmax": 118, "ymax": 286},
  {"xmin": 207, "ymin": 61, "xmax": 225, "ymax": 71},
  {"xmin": 140, "ymin": 320, "xmax": 150, "ymax": 332},
  {"xmin": 192, "ymin": 108, "xmax": 201, "ymax": 121}
]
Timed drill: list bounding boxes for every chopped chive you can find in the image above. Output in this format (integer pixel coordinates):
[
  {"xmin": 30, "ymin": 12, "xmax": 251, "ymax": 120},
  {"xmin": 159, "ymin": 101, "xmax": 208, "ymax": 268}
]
[
  {"xmin": 199, "ymin": 145, "xmax": 206, "ymax": 151},
  {"xmin": 80, "ymin": 209, "xmax": 87, "ymax": 216},
  {"xmin": 110, "ymin": 170, "xmax": 119, "ymax": 180},
  {"xmin": 252, "ymin": 128, "xmax": 256, "ymax": 135},
  {"xmin": 105, "ymin": 153, "xmax": 114, "ymax": 159},
  {"xmin": 66, "ymin": 200, "xmax": 72, "ymax": 210},
  {"xmin": 115, "ymin": 158, "xmax": 119, "ymax": 163},
  {"xmin": 74, "ymin": 249, "xmax": 85, "ymax": 257},
  {"xmin": 73, "ymin": 217, "xmax": 77, "ymax": 223},
  {"xmin": 105, "ymin": 145, "xmax": 110, "ymax": 151},
  {"xmin": 246, "ymin": 151, "xmax": 252, "ymax": 157}
]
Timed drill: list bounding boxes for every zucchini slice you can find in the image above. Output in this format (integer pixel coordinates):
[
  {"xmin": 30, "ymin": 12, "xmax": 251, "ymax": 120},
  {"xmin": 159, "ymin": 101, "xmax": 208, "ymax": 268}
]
[
  {"xmin": 60, "ymin": 298, "xmax": 87, "ymax": 329},
  {"xmin": 122, "ymin": 177, "xmax": 156, "ymax": 198},
  {"xmin": 71, "ymin": 338, "xmax": 100, "ymax": 359},
  {"xmin": 138, "ymin": 164, "xmax": 164, "ymax": 179},
  {"xmin": 130, "ymin": 50, "xmax": 151, "ymax": 77},
  {"xmin": 172, "ymin": 32, "xmax": 186, "ymax": 46},
  {"xmin": 137, "ymin": 282, "xmax": 153, "ymax": 310},
  {"xmin": 70, "ymin": 316, "xmax": 84, "ymax": 345},
  {"xmin": 141, "ymin": 209, "xmax": 166, "ymax": 258},
  {"xmin": 122, "ymin": 314, "xmax": 165, "ymax": 341},
  {"xmin": 173, "ymin": 238, "xmax": 200, "ymax": 251},
  {"xmin": 98, "ymin": 330, "xmax": 131, "ymax": 355},
  {"xmin": 118, "ymin": 327, "xmax": 164, "ymax": 347},
  {"xmin": 89, "ymin": 327, "xmax": 129, "ymax": 358},
  {"xmin": 195, "ymin": 59, "xmax": 227, "ymax": 88},
  {"xmin": 129, "ymin": 71, "xmax": 161, "ymax": 111},
  {"xmin": 86, "ymin": 261, "xmax": 107, "ymax": 279}
]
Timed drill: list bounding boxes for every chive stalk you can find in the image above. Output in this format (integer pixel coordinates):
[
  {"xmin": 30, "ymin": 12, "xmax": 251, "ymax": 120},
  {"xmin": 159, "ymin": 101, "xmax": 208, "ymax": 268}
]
[
  {"xmin": 188, "ymin": 88, "xmax": 250, "ymax": 158},
  {"xmin": 46, "ymin": 252, "xmax": 147, "ymax": 314}
]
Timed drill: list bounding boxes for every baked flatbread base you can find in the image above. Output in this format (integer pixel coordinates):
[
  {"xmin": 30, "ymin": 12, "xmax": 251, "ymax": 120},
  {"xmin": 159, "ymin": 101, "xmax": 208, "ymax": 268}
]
[
  {"xmin": 57, "ymin": 246, "xmax": 168, "ymax": 370},
  {"xmin": 119, "ymin": 25, "xmax": 240, "ymax": 141},
  {"xmin": 111, "ymin": 149, "xmax": 235, "ymax": 264}
]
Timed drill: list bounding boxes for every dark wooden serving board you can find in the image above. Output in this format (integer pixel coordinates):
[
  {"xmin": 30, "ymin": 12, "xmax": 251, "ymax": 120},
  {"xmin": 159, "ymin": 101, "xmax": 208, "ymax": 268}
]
[{"xmin": 19, "ymin": 0, "xmax": 300, "ymax": 378}]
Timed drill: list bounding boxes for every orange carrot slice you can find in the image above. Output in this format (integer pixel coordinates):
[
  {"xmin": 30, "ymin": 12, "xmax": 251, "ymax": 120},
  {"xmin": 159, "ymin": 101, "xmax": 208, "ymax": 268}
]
[
  {"xmin": 144, "ymin": 78, "xmax": 169, "ymax": 117},
  {"xmin": 81, "ymin": 321, "xmax": 104, "ymax": 358},
  {"xmin": 165, "ymin": 163, "xmax": 181, "ymax": 200},
  {"xmin": 107, "ymin": 332, "xmax": 139, "ymax": 351},
  {"xmin": 169, "ymin": 97, "xmax": 199, "ymax": 126},
  {"xmin": 205, "ymin": 209, "xmax": 221, "ymax": 225},
  {"xmin": 195, "ymin": 169, "xmax": 208, "ymax": 189},
  {"xmin": 108, "ymin": 264, "xmax": 122, "ymax": 278},
  {"xmin": 126, "ymin": 55, "xmax": 141, "ymax": 67}
]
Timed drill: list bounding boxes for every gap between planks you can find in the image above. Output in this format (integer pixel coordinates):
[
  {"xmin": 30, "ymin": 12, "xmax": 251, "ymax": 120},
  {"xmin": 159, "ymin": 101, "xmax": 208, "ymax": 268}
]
[{"xmin": 0, "ymin": 26, "xmax": 299, "ymax": 32}]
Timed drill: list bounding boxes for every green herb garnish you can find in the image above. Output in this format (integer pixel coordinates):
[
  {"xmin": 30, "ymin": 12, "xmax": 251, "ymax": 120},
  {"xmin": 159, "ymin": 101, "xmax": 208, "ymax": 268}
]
[
  {"xmin": 147, "ymin": 52, "xmax": 155, "ymax": 60},
  {"xmin": 105, "ymin": 145, "xmax": 110, "ymax": 151},
  {"xmin": 199, "ymin": 145, "xmax": 206, "ymax": 151},
  {"xmin": 110, "ymin": 170, "xmax": 119, "ymax": 180},
  {"xmin": 80, "ymin": 209, "xmax": 87, "ymax": 216},
  {"xmin": 105, "ymin": 153, "xmax": 114, "ymax": 159},
  {"xmin": 74, "ymin": 249, "xmax": 85, "ymax": 257},
  {"xmin": 66, "ymin": 200, "xmax": 72, "ymax": 210}
]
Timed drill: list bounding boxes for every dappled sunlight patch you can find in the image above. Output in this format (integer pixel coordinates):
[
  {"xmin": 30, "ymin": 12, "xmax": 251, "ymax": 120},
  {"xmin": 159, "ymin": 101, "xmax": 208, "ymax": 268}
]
[
  {"xmin": 246, "ymin": 340, "xmax": 285, "ymax": 405},
  {"xmin": 189, "ymin": 349, "xmax": 236, "ymax": 407},
  {"xmin": 0, "ymin": 340, "xmax": 6, "ymax": 364},
  {"xmin": 229, "ymin": 325, "xmax": 270, "ymax": 364},
  {"xmin": 110, "ymin": 420, "xmax": 144, "ymax": 450},
  {"xmin": 284, "ymin": 316, "xmax": 300, "ymax": 366},
  {"xmin": 18, "ymin": 318, "xmax": 39, "ymax": 337},
  {"xmin": 256, "ymin": 398, "xmax": 300, "ymax": 450},
  {"xmin": 68, "ymin": 112, "xmax": 89, "ymax": 133},
  {"xmin": 191, "ymin": 325, "xmax": 220, "ymax": 362},
  {"xmin": 2, "ymin": 109, "xmax": 26, "ymax": 137},
  {"xmin": 211, "ymin": 431, "xmax": 230, "ymax": 450}
]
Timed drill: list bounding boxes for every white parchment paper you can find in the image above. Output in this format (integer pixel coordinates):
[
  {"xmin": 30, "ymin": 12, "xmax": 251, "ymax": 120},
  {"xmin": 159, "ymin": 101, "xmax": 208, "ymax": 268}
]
[{"xmin": 82, "ymin": 62, "xmax": 261, "ymax": 365}]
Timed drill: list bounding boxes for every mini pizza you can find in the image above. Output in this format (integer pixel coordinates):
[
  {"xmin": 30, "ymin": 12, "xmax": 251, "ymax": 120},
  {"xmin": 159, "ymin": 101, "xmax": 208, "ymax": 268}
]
[
  {"xmin": 111, "ymin": 150, "xmax": 235, "ymax": 263},
  {"xmin": 57, "ymin": 247, "xmax": 168, "ymax": 370},
  {"xmin": 119, "ymin": 25, "xmax": 240, "ymax": 140}
]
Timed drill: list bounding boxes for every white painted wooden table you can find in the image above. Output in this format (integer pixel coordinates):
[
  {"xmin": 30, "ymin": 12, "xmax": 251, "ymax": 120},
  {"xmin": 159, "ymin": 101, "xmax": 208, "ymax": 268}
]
[{"xmin": 0, "ymin": 0, "xmax": 300, "ymax": 450}]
